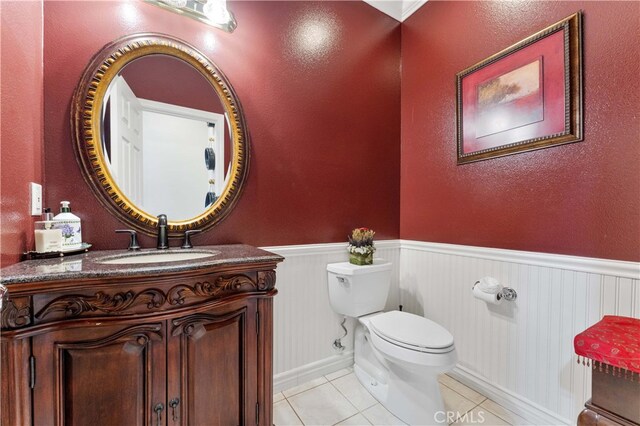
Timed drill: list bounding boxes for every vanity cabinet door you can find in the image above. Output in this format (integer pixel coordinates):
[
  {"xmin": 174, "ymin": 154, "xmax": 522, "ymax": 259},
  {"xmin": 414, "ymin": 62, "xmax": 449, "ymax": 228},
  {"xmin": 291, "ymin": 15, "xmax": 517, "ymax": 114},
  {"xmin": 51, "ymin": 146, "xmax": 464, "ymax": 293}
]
[
  {"xmin": 167, "ymin": 299, "xmax": 258, "ymax": 426},
  {"xmin": 31, "ymin": 321, "xmax": 167, "ymax": 426}
]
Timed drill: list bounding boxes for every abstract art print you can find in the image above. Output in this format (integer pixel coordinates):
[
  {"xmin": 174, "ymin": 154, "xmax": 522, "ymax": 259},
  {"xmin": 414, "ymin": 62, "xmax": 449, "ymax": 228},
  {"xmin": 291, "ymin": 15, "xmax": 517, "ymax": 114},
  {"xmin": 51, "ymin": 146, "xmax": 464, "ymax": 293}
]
[{"xmin": 456, "ymin": 12, "xmax": 583, "ymax": 164}]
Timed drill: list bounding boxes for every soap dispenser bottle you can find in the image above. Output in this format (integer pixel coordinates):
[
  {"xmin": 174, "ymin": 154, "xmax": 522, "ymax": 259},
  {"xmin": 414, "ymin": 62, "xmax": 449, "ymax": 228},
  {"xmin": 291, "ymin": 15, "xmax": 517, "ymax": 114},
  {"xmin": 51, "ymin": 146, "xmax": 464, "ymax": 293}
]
[
  {"xmin": 53, "ymin": 201, "xmax": 82, "ymax": 249},
  {"xmin": 34, "ymin": 209, "xmax": 63, "ymax": 253}
]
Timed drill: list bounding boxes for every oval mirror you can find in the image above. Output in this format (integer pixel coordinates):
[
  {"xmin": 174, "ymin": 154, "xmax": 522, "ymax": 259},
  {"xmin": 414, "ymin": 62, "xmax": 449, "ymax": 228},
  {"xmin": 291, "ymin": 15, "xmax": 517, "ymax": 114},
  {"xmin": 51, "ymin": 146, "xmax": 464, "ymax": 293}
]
[{"xmin": 72, "ymin": 33, "xmax": 249, "ymax": 236}]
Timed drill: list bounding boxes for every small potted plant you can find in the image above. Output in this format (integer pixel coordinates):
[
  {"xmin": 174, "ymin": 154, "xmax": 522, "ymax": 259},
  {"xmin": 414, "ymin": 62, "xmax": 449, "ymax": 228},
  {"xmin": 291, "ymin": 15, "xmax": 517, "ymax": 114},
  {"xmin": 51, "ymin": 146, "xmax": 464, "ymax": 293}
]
[{"xmin": 348, "ymin": 227, "xmax": 376, "ymax": 265}]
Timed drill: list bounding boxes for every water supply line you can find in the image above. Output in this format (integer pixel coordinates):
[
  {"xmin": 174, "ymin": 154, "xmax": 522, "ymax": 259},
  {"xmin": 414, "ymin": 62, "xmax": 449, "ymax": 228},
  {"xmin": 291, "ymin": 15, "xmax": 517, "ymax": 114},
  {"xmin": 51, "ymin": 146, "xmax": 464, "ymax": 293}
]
[{"xmin": 333, "ymin": 316, "xmax": 348, "ymax": 352}]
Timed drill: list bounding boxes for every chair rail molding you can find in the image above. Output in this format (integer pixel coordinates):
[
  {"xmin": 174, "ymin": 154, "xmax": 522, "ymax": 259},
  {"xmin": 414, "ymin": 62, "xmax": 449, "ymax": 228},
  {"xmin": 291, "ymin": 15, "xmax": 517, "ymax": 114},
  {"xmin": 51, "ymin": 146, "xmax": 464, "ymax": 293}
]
[{"xmin": 399, "ymin": 240, "xmax": 639, "ymax": 280}]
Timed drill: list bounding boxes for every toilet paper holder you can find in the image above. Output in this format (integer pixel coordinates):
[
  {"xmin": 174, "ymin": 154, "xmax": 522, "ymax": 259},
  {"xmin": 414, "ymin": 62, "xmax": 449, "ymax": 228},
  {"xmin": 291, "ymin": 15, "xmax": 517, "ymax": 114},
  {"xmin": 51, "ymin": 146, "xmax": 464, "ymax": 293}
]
[{"xmin": 472, "ymin": 281, "xmax": 518, "ymax": 302}]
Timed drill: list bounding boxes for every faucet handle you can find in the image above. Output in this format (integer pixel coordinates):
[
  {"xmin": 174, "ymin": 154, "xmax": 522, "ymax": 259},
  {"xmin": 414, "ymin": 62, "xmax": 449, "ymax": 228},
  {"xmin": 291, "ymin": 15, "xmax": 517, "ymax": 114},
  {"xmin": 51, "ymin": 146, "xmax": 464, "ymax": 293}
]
[
  {"xmin": 115, "ymin": 229, "xmax": 141, "ymax": 251},
  {"xmin": 156, "ymin": 214, "xmax": 169, "ymax": 250},
  {"xmin": 181, "ymin": 230, "xmax": 202, "ymax": 249}
]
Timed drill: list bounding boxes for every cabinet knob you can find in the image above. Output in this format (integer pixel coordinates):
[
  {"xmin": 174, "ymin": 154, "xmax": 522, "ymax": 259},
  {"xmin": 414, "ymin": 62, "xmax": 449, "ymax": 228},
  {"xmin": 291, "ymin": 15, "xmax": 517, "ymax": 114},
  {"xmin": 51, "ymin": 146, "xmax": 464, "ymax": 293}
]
[
  {"xmin": 169, "ymin": 397, "xmax": 180, "ymax": 422},
  {"xmin": 153, "ymin": 403, "xmax": 164, "ymax": 426}
]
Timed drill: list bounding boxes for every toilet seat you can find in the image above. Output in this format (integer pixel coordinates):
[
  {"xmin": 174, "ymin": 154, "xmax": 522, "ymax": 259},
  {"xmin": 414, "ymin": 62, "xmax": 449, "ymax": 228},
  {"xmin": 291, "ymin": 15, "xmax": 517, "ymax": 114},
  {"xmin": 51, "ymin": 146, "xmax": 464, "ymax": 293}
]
[{"xmin": 369, "ymin": 311, "xmax": 455, "ymax": 354}]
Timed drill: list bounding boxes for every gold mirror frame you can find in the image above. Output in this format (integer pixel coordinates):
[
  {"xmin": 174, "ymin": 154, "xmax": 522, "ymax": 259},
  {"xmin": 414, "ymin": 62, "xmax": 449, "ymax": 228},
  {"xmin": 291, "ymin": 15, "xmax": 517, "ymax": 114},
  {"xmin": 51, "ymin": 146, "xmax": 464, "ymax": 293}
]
[{"xmin": 72, "ymin": 33, "xmax": 249, "ymax": 236}]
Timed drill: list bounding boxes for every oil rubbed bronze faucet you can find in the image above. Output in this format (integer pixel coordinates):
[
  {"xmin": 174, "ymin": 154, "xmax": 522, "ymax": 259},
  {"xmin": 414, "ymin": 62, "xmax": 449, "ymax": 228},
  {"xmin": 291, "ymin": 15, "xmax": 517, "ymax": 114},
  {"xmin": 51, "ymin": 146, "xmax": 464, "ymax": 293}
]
[{"xmin": 157, "ymin": 214, "xmax": 169, "ymax": 249}]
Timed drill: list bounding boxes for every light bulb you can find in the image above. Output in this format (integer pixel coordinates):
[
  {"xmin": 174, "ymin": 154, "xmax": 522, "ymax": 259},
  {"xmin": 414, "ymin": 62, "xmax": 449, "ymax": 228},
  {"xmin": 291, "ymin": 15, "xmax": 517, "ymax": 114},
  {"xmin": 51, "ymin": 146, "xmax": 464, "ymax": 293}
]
[
  {"xmin": 203, "ymin": 0, "xmax": 231, "ymax": 25},
  {"xmin": 161, "ymin": 0, "xmax": 187, "ymax": 8}
]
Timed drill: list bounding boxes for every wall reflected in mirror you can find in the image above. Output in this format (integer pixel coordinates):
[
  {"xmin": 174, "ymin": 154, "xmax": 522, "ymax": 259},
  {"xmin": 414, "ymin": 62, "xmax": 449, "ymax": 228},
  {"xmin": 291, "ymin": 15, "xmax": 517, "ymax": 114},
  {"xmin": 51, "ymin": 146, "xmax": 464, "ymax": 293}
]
[{"xmin": 101, "ymin": 55, "xmax": 232, "ymax": 221}]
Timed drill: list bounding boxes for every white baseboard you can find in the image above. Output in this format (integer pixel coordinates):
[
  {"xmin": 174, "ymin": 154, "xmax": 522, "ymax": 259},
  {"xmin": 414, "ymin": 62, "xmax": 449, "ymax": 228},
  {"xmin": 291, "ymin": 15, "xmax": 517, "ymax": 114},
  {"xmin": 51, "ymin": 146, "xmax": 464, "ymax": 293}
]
[
  {"xmin": 273, "ymin": 351, "xmax": 355, "ymax": 394},
  {"xmin": 449, "ymin": 366, "xmax": 571, "ymax": 426}
]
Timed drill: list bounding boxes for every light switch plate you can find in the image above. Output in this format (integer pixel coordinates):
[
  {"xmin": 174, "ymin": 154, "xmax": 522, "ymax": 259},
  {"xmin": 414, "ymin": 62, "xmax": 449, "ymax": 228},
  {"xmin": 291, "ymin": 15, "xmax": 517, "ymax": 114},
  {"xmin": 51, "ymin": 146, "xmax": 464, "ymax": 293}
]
[{"xmin": 30, "ymin": 182, "xmax": 42, "ymax": 216}]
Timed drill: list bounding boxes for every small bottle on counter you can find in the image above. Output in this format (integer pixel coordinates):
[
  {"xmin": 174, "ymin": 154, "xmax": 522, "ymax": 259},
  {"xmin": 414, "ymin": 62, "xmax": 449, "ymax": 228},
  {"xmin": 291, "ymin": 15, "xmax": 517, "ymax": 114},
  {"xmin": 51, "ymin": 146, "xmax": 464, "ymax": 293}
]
[
  {"xmin": 53, "ymin": 201, "xmax": 82, "ymax": 250},
  {"xmin": 35, "ymin": 209, "xmax": 63, "ymax": 253}
]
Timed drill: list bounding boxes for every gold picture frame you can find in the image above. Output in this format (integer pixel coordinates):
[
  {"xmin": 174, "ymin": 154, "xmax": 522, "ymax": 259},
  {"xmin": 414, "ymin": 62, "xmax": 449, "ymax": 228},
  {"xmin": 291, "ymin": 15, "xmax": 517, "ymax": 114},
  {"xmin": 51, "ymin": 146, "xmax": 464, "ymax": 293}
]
[{"xmin": 456, "ymin": 12, "xmax": 583, "ymax": 164}]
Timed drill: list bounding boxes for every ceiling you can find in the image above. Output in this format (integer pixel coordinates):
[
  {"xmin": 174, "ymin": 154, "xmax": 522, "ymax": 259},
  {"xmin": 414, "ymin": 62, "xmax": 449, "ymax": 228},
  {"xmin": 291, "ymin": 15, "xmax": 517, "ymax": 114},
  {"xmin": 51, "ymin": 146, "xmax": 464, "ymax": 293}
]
[{"xmin": 363, "ymin": 0, "xmax": 428, "ymax": 22}]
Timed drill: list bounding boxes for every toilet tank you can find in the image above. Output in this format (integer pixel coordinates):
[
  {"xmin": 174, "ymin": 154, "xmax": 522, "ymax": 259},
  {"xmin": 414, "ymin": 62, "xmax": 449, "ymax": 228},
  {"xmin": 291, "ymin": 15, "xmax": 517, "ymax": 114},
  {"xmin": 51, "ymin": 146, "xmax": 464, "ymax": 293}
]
[{"xmin": 327, "ymin": 260, "xmax": 392, "ymax": 317}]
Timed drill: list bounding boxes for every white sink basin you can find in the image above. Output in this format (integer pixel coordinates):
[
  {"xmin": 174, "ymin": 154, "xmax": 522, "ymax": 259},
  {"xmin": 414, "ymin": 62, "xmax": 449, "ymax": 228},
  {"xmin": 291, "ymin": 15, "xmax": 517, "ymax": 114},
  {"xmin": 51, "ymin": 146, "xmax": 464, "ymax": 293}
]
[{"xmin": 97, "ymin": 250, "xmax": 219, "ymax": 265}]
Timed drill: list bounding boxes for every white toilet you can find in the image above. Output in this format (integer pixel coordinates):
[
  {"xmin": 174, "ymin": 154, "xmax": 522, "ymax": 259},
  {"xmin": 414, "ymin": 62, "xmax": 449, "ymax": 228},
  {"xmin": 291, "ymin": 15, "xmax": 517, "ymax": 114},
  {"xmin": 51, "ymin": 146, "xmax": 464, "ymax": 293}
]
[{"xmin": 327, "ymin": 260, "xmax": 457, "ymax": 425}]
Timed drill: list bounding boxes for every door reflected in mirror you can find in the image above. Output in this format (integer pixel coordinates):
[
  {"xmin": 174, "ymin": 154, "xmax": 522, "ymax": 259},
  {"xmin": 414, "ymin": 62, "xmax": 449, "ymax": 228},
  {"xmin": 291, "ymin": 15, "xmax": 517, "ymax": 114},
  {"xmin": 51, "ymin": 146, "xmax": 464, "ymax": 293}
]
[{"xmin": 101, "ymin": 55, "xmax": 232, "ymax": 221}]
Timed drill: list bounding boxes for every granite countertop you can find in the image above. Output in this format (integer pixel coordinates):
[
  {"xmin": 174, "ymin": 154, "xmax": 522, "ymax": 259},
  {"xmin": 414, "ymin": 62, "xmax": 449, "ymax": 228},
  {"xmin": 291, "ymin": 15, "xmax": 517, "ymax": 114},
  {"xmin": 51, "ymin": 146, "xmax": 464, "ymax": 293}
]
[{"xmin": 0, "ymin": 244, "xmax": 284, "ymax": 286}]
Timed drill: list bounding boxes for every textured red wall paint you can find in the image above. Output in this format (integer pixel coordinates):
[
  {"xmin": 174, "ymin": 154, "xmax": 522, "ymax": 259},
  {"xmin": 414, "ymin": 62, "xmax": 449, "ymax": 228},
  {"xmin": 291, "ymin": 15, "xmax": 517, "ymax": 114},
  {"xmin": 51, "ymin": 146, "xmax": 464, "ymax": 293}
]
[
  {"xmin": 401, "ymin": 1, "xmax": 640, "ymax": 261},
  {"xmin": 9, "ymin": 1, "xmax": 634, "ymax": 266},
  {"xmin": 0, "ymin": 1, "xmax": 44, "ymax": 267},
  {"xmin": 43, "ymin": 1, "xmax": 401, "ymax": 250}
]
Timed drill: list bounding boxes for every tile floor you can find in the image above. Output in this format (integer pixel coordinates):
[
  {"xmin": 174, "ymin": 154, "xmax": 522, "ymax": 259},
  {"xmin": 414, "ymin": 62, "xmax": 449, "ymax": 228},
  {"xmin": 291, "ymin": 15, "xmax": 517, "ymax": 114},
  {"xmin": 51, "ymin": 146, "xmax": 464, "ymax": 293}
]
[{"xmin": 274, "ymin": 369, "xmax": 533, "ymax": 426}]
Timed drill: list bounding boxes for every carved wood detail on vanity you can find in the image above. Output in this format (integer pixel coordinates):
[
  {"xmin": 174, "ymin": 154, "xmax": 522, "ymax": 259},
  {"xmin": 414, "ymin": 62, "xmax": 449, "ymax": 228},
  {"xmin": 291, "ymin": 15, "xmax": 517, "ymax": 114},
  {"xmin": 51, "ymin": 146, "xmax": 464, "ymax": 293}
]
[
  {"xmin": 170, "ymin": 309, "xmax": 245, "ymax": 337},
  {"xmin": 257, "ymin": 270, "xmax": 276, "ymax": 290},
  {"xmin": 1, "ymin": 271, "xmax": 278, "ymax": 330},
  {"xmin": 55, "ymin": 323, "xmax": 164, "ymax": 352},
  {"xmin": 36, "ymin": 289, "xmax": 166, "ymax": 320},
  {"xmin": 31, "ymin": 272, "xmax": 274, "ymax": 323},
  {"xmin": 1, "ymin": 297, "xmax": 32, "ymax": 329},
  {"xmin": 169, "ymin": 270, "xmax": 276, "ymax": 304}
]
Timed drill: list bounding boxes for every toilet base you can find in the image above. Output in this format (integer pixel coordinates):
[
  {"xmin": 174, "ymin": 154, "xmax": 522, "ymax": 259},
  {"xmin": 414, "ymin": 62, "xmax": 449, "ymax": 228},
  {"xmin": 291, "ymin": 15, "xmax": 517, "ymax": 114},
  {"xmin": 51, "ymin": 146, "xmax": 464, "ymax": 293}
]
[
  {"xmin": 355, "ymin": 362, "xmax": 447, "ymax": 425},
  {"xmin": 354, "ymin": 321, "xmax": 453, "ymax": 425},
  {"xmin": 354, "ymin": 363, "xmax": 389, "ymax": 405}
]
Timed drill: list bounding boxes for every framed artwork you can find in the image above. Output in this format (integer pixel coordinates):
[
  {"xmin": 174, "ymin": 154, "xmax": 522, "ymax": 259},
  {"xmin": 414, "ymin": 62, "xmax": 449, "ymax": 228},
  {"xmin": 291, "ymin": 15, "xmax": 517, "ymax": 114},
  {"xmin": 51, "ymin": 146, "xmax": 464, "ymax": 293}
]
[{"xmin": 456, "ymin": 12, "xmax": 583, "ymax": 164}]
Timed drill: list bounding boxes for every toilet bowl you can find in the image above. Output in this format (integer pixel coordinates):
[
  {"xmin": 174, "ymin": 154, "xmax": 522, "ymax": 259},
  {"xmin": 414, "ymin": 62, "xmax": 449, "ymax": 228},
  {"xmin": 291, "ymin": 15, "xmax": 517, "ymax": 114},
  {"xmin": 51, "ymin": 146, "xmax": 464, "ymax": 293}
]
[
  {"xmin": 327, "ymin": 261, "xmax": 457, "ymax": 425},
  {"xmin": 357, "ymin": 312, "xmax": 457, "ymax": 425}
]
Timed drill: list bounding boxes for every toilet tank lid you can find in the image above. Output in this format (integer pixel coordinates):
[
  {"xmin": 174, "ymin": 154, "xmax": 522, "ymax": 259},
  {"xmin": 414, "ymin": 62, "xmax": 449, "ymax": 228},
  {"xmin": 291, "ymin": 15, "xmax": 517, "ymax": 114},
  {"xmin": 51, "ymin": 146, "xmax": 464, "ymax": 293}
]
[{"xmin": 327, "ymin": 260, "xmax": 392, "ymax": 276}]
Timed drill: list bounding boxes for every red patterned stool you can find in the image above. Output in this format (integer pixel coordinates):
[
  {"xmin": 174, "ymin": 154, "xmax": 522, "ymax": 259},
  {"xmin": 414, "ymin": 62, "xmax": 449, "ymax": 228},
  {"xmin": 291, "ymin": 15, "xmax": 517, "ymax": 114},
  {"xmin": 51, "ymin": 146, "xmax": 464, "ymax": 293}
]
[{"xmin": 574, "ymin": 315, "xmax": 640, "ymax": 426}]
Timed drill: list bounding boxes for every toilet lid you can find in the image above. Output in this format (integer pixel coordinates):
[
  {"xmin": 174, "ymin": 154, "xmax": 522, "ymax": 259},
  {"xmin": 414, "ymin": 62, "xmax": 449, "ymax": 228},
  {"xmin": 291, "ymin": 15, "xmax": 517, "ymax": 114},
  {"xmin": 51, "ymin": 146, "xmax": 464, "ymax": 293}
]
[{"xmin": 369, "ymin": 311, "xmax": 454, "ymax": 350}]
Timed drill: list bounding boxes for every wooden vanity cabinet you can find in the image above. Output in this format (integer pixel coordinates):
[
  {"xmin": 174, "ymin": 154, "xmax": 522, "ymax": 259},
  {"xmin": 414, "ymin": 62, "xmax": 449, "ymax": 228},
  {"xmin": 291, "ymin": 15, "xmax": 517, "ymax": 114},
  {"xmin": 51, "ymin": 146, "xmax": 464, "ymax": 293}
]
[
  {"xmin": 31, "ymin": 319, "xmax": 168, "ymax": 426},
  {"xmin": 167, "ymin": 299, "xmax": 259, "ymax": 426},
  {"xmin": 1, "ymin": 250, "xmax": 281, "ymax": 426},
  {"xmin": 31, "ymin": 299, "xmax": 258, "ymax": 426}
]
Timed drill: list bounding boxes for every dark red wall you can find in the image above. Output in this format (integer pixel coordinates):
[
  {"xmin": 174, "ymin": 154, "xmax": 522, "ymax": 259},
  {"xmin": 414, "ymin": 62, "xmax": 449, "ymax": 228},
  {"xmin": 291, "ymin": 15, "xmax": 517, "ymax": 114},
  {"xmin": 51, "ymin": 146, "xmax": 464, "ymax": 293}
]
[
  {"xmin": 43, "ymin": 1, "xmax": 401, "ymax": 250},
  {"xmin": 6, "ymin": 1, "xmax": 635, "ymax": 266},
  {"xmin": 400, "ymin": 1, "xmax": 640, "ymax": 261},
  {"xmin": 1, "ymin": 1, "xmax": 44, "ymax": 267}
]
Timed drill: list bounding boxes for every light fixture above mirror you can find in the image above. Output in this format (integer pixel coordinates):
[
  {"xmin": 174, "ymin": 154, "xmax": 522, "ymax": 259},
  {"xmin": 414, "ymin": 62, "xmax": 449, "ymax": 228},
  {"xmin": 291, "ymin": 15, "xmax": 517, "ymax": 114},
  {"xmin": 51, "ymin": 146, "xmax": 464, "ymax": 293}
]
[{"xmin": 145, "ymin": 0, "xmax": 237, "ymax": 32}]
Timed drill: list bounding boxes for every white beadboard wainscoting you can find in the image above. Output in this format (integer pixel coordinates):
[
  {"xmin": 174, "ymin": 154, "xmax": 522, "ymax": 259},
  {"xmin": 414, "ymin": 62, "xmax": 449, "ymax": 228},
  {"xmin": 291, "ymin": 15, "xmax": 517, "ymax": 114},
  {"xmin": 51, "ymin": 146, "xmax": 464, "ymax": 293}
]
[
  {"xmin": 399, "ymin": 241, "xmax": 640, "ymax": 425},
  {"xmin": 263, "ymin": 240, "xmax": 639, "ymax": 424},
  {"xmin": 263, "ymin": 241, "xmax": 401, "ymax": 393}
]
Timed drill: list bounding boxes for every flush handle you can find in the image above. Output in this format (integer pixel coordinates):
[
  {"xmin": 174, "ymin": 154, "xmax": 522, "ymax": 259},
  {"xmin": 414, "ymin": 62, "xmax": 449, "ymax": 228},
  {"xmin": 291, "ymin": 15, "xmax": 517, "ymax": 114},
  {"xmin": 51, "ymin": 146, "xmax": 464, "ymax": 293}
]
[{"xmin": 336, "ymin": 276, "xmax": 350, "ymax": 286}]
